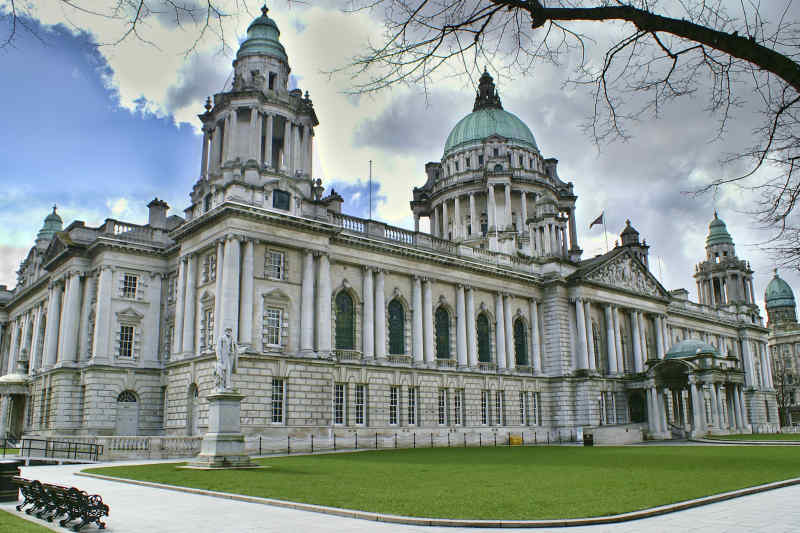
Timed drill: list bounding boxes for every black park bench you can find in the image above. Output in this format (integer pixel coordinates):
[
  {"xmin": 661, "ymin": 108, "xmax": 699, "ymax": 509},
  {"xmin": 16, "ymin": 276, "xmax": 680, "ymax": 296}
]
[{"xmin": 13, "ymin": 476, "xmax": 109, "ymax": 531}]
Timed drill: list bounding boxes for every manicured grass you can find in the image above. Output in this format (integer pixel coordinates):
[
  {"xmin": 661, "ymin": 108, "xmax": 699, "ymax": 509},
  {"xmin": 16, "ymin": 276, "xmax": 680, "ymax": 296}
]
[
  {"xmin": 712, "ymin": 433, "xmax": 800, "ymax": 441},
  {"xmin": 84, "ymin": 446, "xmax": 800, "ymax": 519},
  {"xmin": 0, "ymin": 448, "xmax": 20, "ymax": 455},
  {"xmin": 0, "ymin": 509, "xmax": 54, "ymax": 532}
]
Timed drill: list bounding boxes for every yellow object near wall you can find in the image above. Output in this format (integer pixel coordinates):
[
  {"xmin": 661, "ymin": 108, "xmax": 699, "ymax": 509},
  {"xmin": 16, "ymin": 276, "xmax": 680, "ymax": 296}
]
[{"xmin": 509, "ymin": 435, "xmax": 523, "ymax": 446}]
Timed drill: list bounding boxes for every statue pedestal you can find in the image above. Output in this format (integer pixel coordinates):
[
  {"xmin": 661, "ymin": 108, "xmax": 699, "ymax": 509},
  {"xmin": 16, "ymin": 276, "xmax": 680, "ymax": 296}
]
[{"xmin": 187, "ymin": 391, "xmax": 256, "ymax": 469}]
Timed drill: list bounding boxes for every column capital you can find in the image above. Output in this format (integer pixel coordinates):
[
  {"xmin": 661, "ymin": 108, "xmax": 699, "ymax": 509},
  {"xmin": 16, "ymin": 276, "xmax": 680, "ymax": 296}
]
[{"xmin": 312, "ymin": 250, "xmax": 329, "ymax": 258}]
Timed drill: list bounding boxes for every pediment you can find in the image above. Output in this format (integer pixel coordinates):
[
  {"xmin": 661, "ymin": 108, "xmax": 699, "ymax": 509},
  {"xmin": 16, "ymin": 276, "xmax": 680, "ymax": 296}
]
[
  {"xmin": 42, "ymin": 235, "xmax": 67, "ymax": 265},
  {"xmin": 116, "ymin": 307, "xmax": 144, "ymax": 323},
  {"xmin": 582, "ymin": 250, "xmax": 668, "ymax": 298}
]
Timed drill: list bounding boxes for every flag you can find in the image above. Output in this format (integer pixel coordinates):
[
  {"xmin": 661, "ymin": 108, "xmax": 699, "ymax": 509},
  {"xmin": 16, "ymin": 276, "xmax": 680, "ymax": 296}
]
[{"xmin": 589, "ymin": 212, "xmax": 604, "ymax": 229}]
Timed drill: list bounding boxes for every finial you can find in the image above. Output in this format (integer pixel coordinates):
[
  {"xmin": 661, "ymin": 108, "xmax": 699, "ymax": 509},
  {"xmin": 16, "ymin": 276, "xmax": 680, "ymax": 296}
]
[
  {"xmin": 625, "ymin": 219, "xmax": 631, "ymax": 225},
  {"xmin": 775, "ymin": 268, "xmax": 779, "ymax": 275},
  {"xmin": 261, "ymin": 4, "xmax": 268, "ymax": 16},
  {"xmin": 483, "ymin": 65, "xmax": 488, "ymax": 74},
  {"xmin": 304, "ymin": 90, "xmax": 310, "ymax": 99},
  {"xmin": 52, "ymin": 204, "xmax": 57, "ymax": 214},
  {"xmin": 204, "ymin": 96, "xmax": 212, "ymax": 112},
  {"xmin": 714, "ymin": 210, "xmax": 718, "ymax": 219}
]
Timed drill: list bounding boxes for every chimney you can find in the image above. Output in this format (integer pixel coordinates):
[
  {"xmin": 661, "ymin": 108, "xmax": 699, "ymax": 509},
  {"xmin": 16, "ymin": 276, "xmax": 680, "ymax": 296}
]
[{"xmin": 147, "ymin": 198, "xmax": 169, "ymax": 230}]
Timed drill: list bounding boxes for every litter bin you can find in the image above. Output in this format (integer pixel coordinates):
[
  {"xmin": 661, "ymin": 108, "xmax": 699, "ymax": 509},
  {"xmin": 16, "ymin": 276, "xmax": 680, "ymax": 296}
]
[
  {"xmin": 583, "ymin": 433, "xmax": 594, "ymax": 447},
  {"xmin": 0, "ymin": 458, "xmax": 24, "ymax": 502}
]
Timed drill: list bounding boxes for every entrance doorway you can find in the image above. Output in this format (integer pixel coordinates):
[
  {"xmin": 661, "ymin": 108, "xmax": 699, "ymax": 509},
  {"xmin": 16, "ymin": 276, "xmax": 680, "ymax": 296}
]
[{"xmin": 115, "ymin": 391, "xmax": 139, "ymax": 435}]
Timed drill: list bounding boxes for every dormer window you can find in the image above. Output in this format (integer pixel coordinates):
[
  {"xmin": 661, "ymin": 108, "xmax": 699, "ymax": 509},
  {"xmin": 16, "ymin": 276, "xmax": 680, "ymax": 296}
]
[{"xmin": 273, "ymin": 189, "xmax": 290, "ymax": 211}]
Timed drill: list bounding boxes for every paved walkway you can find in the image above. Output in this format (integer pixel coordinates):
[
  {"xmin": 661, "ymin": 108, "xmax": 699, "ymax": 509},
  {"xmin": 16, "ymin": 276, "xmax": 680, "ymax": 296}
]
[{"xmin": 2, "ymin": 460, "xmax": 797, "ymax": 532}]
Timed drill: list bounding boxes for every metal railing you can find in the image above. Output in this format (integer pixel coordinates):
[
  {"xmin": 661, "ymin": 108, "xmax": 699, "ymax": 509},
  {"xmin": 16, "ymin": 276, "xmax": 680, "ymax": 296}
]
[{"xmin": 19, "ymin": 438, "xmax": 103, "ymax": 462}]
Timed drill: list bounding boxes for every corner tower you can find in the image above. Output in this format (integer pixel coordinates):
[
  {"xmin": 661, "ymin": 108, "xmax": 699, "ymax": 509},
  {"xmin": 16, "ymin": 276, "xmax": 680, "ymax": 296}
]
[
  {"xmin": 187, "ymin": 5, "xmax": 319, "ymax": 220},
  {"xmin": 694, "ymin": 212, "xmax": 756, "ymax": 308},
  {"xmin": 765, "ymin": 269, "xmax": 797, "ymax": 328},
  {"xmin": 411, "ymin": 69, "xmax": 581, "ymax": 260}
]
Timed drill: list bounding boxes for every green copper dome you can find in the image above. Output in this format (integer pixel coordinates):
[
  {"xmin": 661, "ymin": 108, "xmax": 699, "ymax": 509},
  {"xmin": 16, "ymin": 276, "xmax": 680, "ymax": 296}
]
[
  {"xmin": 36, "ymin": 206, "xmax": 62, "ymax": 241},
  {"xmin": 236, "ymin": 6, "xmax": 288, "ymax": 63},
  {"xmin": 706, "ymin": 212, "xmax": 733, "ymax": 246},
  {"xmin": 444, "ymin": 108, "xmax": 538, "ymax": 156},
  {"xmin": 765, "ymin": 269, "xmax": 795, "ymax": 309},
  {"xmin": 443, "ymin": 69, "xmax": 537, "ymax": 157},
  {"xmin": 665, "ymin": 339, "xmax": 720, "ymax": 359}
]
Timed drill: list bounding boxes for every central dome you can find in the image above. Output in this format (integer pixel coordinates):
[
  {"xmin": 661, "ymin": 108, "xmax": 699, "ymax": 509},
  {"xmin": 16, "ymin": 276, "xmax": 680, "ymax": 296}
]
[
  {"xmin": 766, "ymin": 269, "xmax": 795, "ymax": 309},
  {"xmin": 444, "ymin": 108, "xmax": 538, "ymax": 156},
  {"xmin": 443, "ymin": 69, "xmax": 537, "ymax": 157}
]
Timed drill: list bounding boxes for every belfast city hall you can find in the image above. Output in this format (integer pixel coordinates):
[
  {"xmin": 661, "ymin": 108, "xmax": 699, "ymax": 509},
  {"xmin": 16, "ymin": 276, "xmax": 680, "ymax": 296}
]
[{"xmin": 0, "ymin": 7, "xmax": 780, "ymax": 451}]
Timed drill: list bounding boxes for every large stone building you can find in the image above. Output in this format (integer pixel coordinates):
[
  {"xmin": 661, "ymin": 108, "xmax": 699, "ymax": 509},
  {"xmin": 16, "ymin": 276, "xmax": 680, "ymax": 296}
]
[
  {"xmin": 0, "ymin": 7, "xmax": 779, "ymax": 447},
  {"xmin": 765, "ymin": 270, "xmax": 800, "ymax": 425}
]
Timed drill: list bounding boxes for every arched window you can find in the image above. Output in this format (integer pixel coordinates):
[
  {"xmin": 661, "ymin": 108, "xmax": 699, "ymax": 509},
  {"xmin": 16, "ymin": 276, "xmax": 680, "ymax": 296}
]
[
  {"xmin": 435, "ymin": 307, "xmax": 451, "ymax": 359},
  {"xmin": 477, "ymin": 314, "xmax": 491, "ymax": 363},
  {"xmin": 117, "ymin": 391, "xmax": 137, "ymax": 403},
  {"xmin": 335, "ymin": 291, "xmax": 355, "ymax": 350},
  {"xmin": 514, "ymin": 318, "xmax": 528, "ymax": 366},
  {"xmin": 388, "ymin": 299, "xmax": 405, "ymax": 355}
]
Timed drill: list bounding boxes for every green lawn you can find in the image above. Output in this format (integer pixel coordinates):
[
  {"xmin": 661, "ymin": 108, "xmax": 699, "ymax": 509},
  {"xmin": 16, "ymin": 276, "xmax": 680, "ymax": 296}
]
[
  {"xmin": 0, "ymin": 448, "xmax": 20, "ymax": 455},
  {"xmin": 712, "ymin": 433, "xmax": 800, "ymax": 441},
  {"xmin": 0, "ymin": 510, "xmax": 54, "ymax": 532},
  {"xmin": 85, "ymin": 446, "xmax": 800, "ymax": 519}
]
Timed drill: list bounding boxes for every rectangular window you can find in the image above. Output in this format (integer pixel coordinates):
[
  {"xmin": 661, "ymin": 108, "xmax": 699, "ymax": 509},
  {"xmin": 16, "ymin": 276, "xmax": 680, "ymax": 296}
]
[
  {"xmin": 481, "ymin": 390, "xmax": 489, "ymax": 425},
  {"xmin": 334, "ymin": 383, "xmax": 346, "ymax": 425},
  {"xmin": 264, "ymin": 307, "xmax": 282, "ymax": 346},
  {"xmin": 478, "ymin": 154, "xmax": 484, "ymax": 166},
  {"xmin": 201, "ymin": 309, "xmax": 214, "ymax": 351},
  {"xmin": 438, "ymin": 388, "xmax": 448, "ymax": 425},
  {"xmin": 407, "ymin": 386, "xmax": 417, "ymax": 426},
  {"xmin": 519, "ymin": 155, "xmax": 524, "ymax": 167},
  {"xmin": 202, "ymin": 253, "xmax": 217, "ymax": 283},
  {"xmin": 272, "ymin": 189, "xmax": 291, "ymax": 210},
  {"xmin": 266, "ymin": 250, "xmax": 285, "ymax": 279},
  {"xmin": 119, "ymin": 325, "xmax": 135, "ymax": 358},
  {"xmin": 389, "ymin": 386, "xmax": 399, "ymax": 425},
  {"xmin": 453, "ymin": 389, "xmax": 463, "ymax": 426},
  {"xmin": 495, "ymin": 390, "xmax": 504, "ymax": 426},
  {"xmin": 520, "ymin": 391, "xmax": 527, "ymax": 426},
  {"xmin": 355, "ymin": 384, "xmax": 366, "ymax": 425},
  {"xmin": 122, "ymin": 274, "xmax": 138, "ymax": 299},
  {"xmin": 493, "ymin": 148, "xmax": 499, "ymax": 157},
  {"xmin": 531, "ymin": 392, "xmax": 541, "ymax": 425},
  {"xmin": 465, "ymin": 157, "xmax": 470, "ymax": 168},
  {"xmin": 268, "ymin": 71, "xmax": 276, "ymax": 90},
  {"xmin": 271, "ymin": 378, "xmax": 285, "ymax": 424}
]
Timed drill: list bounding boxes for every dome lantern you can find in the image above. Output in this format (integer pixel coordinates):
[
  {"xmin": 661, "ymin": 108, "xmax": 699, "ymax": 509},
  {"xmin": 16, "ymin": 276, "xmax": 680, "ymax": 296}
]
[{"xmin": 36, "ymin": 205, "xmax": 62, "ymax": 242}]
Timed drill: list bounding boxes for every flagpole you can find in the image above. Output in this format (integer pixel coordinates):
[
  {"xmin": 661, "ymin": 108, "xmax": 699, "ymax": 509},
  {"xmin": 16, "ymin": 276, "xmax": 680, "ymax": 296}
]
[{"xmin": 602, "ymin": 211, "xmax": 609, "ymax": 253}]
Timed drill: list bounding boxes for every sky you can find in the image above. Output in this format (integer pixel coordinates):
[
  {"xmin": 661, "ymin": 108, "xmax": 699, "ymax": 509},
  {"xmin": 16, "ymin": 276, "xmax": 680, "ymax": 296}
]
[{"xmin": 1, "ymin": 0, "xmax": 798, "ymax": 319}]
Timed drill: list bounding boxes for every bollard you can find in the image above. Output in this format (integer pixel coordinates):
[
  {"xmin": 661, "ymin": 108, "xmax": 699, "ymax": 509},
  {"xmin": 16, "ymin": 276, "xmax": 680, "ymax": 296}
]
[
  {"xmin": 494, "ymin": 434, "xmax": 497, "ymax": 447},
  {"xmin": 259, "ymin": 436, "xmax": 262, "ymax": 455},
  {"xmin": 311, "ymin": 434, "xmax": 314, "ymax": 453},
  {"xmin": 413, "ymin": 433, "xmax": 416, "ymax": 449},
  {"xmin": 0, "ymin": 459, "xmax": 23, "ymax": 502},
  {"xmin": 395, "ymin": 433, "xmax": 397, "ymax": 449},
  {"xmin": 448, "ymin": 433, "xmax": 450, "ymax": 447},
  {"xmin": 355, "ymin": 433, "xmax": 358, "ymax": 449},
  {"xmin": 464, "ymin": 433, "xmax": 467, "ymax": 448},
  {"xmin": 479, "ymin": 434, "xmax": 482, "ymax": 447},
  {"xmin": 522, "ymin": 433, "xmax": 525, "ymax": 446},
  {"xmin": 334, "ymin": 433, "xmax": 337, "ymax": 450},
  {"xmin": 430, "ymin": 433, "xmax": 434, "ymax": 448},
  {"xmin": 375, "ymin": 432, "xmax": 378, "ymax": 449},
  {"xmin": 288, "ymin": 436, "xmax": 291, "ymax": 454},
  {"xmin": 547, "ymin": 432, "xmax": 550, "ymax": 445}
]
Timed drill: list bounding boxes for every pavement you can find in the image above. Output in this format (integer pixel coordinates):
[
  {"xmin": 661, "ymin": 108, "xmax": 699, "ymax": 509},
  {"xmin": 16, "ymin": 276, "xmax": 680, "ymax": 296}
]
[{"xmin": 2, "ymin": 459, "xmax": 798, "ymax": 533}]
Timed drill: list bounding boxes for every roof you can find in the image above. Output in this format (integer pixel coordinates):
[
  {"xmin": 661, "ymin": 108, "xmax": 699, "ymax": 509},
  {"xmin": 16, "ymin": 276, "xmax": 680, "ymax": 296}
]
[
  {"xmin": 236, "ymin": 5, "xmax": 288, "ymax": 63},
  {"xmin": 36, "ymin": 205, "xmax": 62, "ymax": 241},
  {"xmin": 765, "ymin": 269, "xmax": 796, "ymax": 309},
  {"xmin": 665, "ymin": 338, "xmax": 720, "ymax": 359},
  {"xmin": 706, "ymin": 212, "xmax": 733, "ymax": 246}
]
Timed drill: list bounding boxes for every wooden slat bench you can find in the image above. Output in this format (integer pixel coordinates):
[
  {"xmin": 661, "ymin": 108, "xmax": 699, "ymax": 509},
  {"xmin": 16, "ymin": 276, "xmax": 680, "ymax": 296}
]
[{"xmin": 12, "ymin": 476, "xmax": 109, "ymax": 531}]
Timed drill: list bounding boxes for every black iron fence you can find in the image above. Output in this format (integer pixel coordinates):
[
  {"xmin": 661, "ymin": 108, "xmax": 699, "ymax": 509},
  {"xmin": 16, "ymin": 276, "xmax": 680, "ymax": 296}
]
[{"xmin": 17, "ymin": 439, "xmax": 103, "ymax": 462}]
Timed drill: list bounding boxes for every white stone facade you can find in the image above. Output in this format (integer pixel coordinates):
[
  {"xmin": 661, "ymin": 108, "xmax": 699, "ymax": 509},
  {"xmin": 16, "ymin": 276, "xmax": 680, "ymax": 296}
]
[{"xmin": 0, "ymin": 7, "xmax": 779, "ymax": 446}]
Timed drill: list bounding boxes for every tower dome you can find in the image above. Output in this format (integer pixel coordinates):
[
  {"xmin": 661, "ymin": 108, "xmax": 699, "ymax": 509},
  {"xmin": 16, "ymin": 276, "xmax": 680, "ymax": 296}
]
[
  {"xmin": 443, "ymin": 70, "xmax": 537, "ymax": 157},
  {"xmin": 236, "ymin": 5, "xmax": 288, "ymax": 63},
  {"xmin": 36, "ymin": 205, "xmax": 62, "ymax": 242},
  {"xmin": 706, "ymin": 212, "xmax": 733, "ymax": 246},
  {"xmin": 765, "ymin": 269, "xmax": 796, "ymax": 309}
]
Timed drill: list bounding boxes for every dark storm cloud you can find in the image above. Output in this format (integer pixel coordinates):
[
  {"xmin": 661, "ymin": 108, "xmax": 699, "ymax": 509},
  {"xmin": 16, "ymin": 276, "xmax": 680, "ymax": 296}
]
[{"xmin": 165, "ymin": 52, "xmax": 230, "ymax": 113}]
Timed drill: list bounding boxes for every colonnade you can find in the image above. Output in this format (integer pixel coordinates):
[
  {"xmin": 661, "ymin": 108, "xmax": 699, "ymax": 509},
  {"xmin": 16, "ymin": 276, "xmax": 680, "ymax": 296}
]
[
  {"xmin": 649, "ymin": 377, "xmax": 749, "ymax": 435},
  {"xmin": 201, "ymin": 107, "xmax": 313, "ymax": 178},
  {"xmin": 696, "ymin": 272, "xmax": 754, "ymax": 306},
  {"xmin": 572, "ymin": 298, "xmax": 669, "ymax": 374}
]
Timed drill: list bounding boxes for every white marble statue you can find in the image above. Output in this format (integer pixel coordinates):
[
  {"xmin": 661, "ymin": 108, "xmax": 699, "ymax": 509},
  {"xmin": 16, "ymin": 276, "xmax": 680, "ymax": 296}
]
[{"xmin": 214, "ymin": 328, "xmax": 238, "ymax": 391}]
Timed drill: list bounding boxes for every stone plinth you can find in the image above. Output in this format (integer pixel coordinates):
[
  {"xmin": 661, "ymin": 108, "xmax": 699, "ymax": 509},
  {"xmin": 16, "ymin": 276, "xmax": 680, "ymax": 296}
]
[{"xmin": 188, "ymin": 391, "xmax": 256, "ymax": 469}]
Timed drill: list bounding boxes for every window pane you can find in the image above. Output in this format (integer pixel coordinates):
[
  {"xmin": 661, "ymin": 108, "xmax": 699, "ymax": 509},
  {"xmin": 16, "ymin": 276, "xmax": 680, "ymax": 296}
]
[
  {"xmin": 435, "ymin": 307, "xmax": 450, "ymax": 359},
  {"xmin": 388, "ymin": 300, "xmax": 405, "ymax": 355},
  {"xmin": 122, "ymin": 274, "xmax": 137, "ymax": 299},
  {"xmin": 477, "ymin": 314, "xmax": 491, "ymax": 362},
  {"xmin": 264, "ymin": 308, "xmax": 282, "ymax": 345},
  {"xmin": 335, "ymin": 292, "xmax": 355, "ymax": 349},
  {"xmin": 272, "ymin": 379, "xmax": 284, "ymax": 423},
  {"xmin": 120, "ymin": 325, "xmax": 134, "ymax": 357},
  {"xmin": 273, "ymin": 189, "xmax": 290, "ymax": 210},
  {"xmin": 514, "ymin": 319, "xmax": 528, "ymax": 366},
  {"xmin": 334, "ymin": 383, "xmax": 345, "ymax": 424}
]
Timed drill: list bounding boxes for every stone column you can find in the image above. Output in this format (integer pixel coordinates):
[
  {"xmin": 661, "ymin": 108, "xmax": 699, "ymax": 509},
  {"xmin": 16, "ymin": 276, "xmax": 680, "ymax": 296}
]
[
  {"xmin": 741, "ymin": 337, "xmax": 756, "ymax": 387},
  {"xmin": 604, "ymin": 304, "xmax": 617, "ymax": 375},
  {"xmin": 495, "ymin": 293, "xmax": 507, "ymax": 371},
  {"xmin": 423, "ymin": 279, "xmax": 434, "ymax": 365},
  {"xmin": 91, "ymin": 268, "xmax": 111, "ymax": 361},
  {"xmin": 442, "ymin": 200, "xmax": 449, "ymax": 239},
  {"xmin": 631, "ymin": 311, "xmax": 643, "ymax": 373},
  {"xmin": 29, "ymin": 304, "xmax": 44, "ymax": 371},
  {"xmin": 413, "ymin": 214, "xmax": 420, "ymax": 233},
  {"xmin": 5, "ymin": 320, "xmax": 19, "ymax": 374},
  {"xmin": 19, "ymin": 312, "xmax": 33, "ymax": 368},
  {"xmin": 300, "ymin": 251, "xmax": 315, "ymax": 354},
  {"xmin": 265, "ymin": 114, "xmax": 274, "ymax": 167},
  {"xmin": 659, "ymin": 388, "xmax": 669, "ymax": 433},
  {"xmin": 738, "ymin": 385, "xmax": 749, "ymax": 428},
  {"xmin": 375, "ymin": 270, "xmax": 386, "ymax": 360},
  {"xmin": 655, "ymin": 315, "xmax": 665, "ymax": 359},
  {"xmin": 240, "ymin": 240, "xmax": 255, "ymax": 347},
  {"xmin": 733, "ymin": 385, "xmax": 744, "ymax": 429},
  {"xmin": 568, "ymin": 207, "xmax": 578, "ymax": 251},
  {"xmin": 77, "ymin": 272, "xmax": 95, "ymax": 362},
  {"xmin": 229, "ymin": 108, "xmax": 238, "ymax": 161},
  {"xmin": 432, "ymin": 206, "xmax": 439, "ymax": 238},
  {"xmin": 213, "ymin": 241, "xmax": 224, "ymax": 342},
  {"xmin": 412, "ymin": 276, "xmax": 424, "ymax": 365},
  {"xmin": 293, "ymin": 123, "xmax": 301, "ymax": 174},
  {"xmin": 763, "ymin": 344, "xmax": 774, "ymax": 389},
  {"xmin": 362, "ymin": 268, "xmax": 374, "ymax": 360},
  {"xmin": 315, "ymin": 253, "xmax": 332, "ymax": 355},
  {"xmin": 574, "ymin": 298, "xmax": 588, "ymax": 370},
  {"xmin": 613, "ymin": 307, "xmax": 624, "ymax": 373},
  {"xmin": 182, "ymin": 254, "xmax": 197, "ymax": 355},
  {"xmin": 466, "ymin": 287, "xmax": 477, "ymax": 367},
  {"xmin": 282, "ymin": 118, "xmax": 291, "ymax": 171},
  {"xmin": 690, "ymin": 378, "xmax": 703, "ymax": 432},
  {"xmin": 209, "ymin": 125, "xmax": 220, "ymax": 172},
  {"xmin": 456, "ymin": 285, "xmax": 467, "ymax": 368},
  {"xmin": 584, "ymin": 300, "xmax": 596, "ymax": 371},
  {"xmin": 59, "ymin": 271, "xmax": 83, "ymax": 363},
  {"xmin": 504, "ymin": 184, "xmax": 512, "ymax": 230},
  {"xmin": 454, "ymin": 196, "xmax": 461, "ymax": 240},
  {"xmin": 488, "ymin": 185, "xmax": 496, "ymax": 231},
  {"xmin": 200, "ymin": 126, "xmax": 210, "ymax": 177},
  {"xmin": 530, "ymin": 299, "xmax": 541, "ymax": 374},
  {"xmin": 222, "ymin": 113, "xmax": 231, "ymax": 162},
  {"xmin": 646, "ymin": 387, "xmax": 657, "ymax": 434},
  {"xmin": 173, "ymin": 259, "xmax": 186, "ymax": 356},
  {"xmin": 520, "ymin": 191, "xmax": 528, "ymax": 230},
  {"xmin": 709, "ymin": 381, "xmax": 720, "ymax": 428},
  {"xmin": 469, "ymin": 193, "xmax": 478, "ymax": 236},
  {"xmin": 221, "ymin": 235, "xmax": 242, "ymax": 339},
  {"xmin": 504, "ymin": 294, "xmax": 514, "ymax": 370}
]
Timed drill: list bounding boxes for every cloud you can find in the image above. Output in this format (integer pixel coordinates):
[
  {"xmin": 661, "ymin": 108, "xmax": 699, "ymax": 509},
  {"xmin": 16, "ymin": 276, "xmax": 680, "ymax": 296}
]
[
  {"xmin": 0, "ymin": 246, "xmax": 27, "ymax": 290},
  {"xmin": 165, "ymin": 51, "xmax": 229, "ymax": 114}
]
